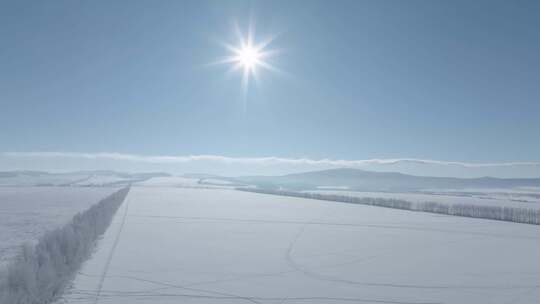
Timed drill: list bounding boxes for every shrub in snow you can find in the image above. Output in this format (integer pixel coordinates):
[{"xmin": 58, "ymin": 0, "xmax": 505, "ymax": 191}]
[{"xmin": 0, "ymin": 187, "xmax": 129, "ymax": 304}]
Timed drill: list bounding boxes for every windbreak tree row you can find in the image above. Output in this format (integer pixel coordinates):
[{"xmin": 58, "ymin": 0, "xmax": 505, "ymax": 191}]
[
  {"xmin": 417, "ymin": 201, "xmax": 540, "ymax": 224},
  {"xmin": 0, "ymin": 187, "xmax": 130, "ymax": 304},
  {"xmin": 238, "ymin": 188, "xmax": 540, "ymax": 225}
]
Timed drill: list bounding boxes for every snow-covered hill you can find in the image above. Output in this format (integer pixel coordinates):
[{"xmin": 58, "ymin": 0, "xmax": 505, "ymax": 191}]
[{"xmin": 233, "ymin": 168, "xmax": 540, "ymax": 191}]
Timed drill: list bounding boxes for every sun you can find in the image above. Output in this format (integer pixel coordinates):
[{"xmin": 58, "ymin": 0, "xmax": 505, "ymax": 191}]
[
  {"xmin": 212, "ymin": 22, "xmax": 280, "ymax": 95},
  {"xmin": 237, "ymin": 46, "xmax": 260, "ymax": 69}
]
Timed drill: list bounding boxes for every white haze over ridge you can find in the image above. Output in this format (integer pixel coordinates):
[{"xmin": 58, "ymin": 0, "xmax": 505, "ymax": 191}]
[{"xmin": 1, "ymin": 152, "xmax": 540, "ymax": 178}]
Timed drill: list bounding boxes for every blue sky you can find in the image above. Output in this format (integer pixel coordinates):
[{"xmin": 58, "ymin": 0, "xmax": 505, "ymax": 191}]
[{"xmin": 1, "ymin": 0, "xmax": 540, "ymax": 176}]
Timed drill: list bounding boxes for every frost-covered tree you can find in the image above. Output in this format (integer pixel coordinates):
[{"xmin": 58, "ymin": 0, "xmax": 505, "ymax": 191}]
[
  {"xmin": 238, "ymin": 188, "xmax": 540, "ymax": 225},
  {"xmin": 0, "ymin": 187, "xmax": 129, "ymax": 304}
]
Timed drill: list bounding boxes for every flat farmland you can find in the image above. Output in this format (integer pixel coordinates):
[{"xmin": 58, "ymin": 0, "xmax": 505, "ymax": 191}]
[{"xmin": 58, "ymin": 186, "xmax": 540, "ymax": 304}]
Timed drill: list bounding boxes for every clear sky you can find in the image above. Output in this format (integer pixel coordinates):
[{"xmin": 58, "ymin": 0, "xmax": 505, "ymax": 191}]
[{"xmin": 1, "ymin": 0, "xmax": 540, "ymax": 175}]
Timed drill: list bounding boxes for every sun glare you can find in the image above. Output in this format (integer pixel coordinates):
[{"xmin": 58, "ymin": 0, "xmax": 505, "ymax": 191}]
[
  {"xmin": 237, "ymin": 46, "xmax": 260, "ymax": 69},
  {"xmin": 212, "ymin": 22, "xmax": 281, "ymax": 97}
]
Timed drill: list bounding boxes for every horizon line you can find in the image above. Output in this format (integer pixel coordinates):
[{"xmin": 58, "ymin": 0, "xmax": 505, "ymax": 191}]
[{"xmin": 3, "ymin": 151, "xmax": 540, "ymax": 168}]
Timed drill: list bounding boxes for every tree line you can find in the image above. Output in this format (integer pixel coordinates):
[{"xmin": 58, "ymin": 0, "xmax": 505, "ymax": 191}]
[
  {"xmin": 0, "ymin": 187, "xmax": 130, "ymax": 304},
  {"xmin": 238, "ymin": 188, "xmax": 540, "ymax": 225}
]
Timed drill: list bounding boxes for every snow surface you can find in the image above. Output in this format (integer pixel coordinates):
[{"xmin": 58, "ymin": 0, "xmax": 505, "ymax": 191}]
[
  {"xmin": 71, "ymin": 175, "xmax": 136, "ymax": 187},
  {"xmin": 0, "ymin": 187, "xmax": 119, "ymax": 267},
  {"xmin": 135, "ymin": 176, "xmax": 203, "ymax": 187},
  {"xmin": 200, "ymin": 178, "xmax": 237, "ymax": 185},
  {"xmin": 0, "ymin": 171, "xmax": 165, "ymax": 187},
  {"xmin": 0, "ymin": 173, "xmax": 90, "ymax": 187},
  {"xmin": 58, "ymin": 187, "xmax": 540, "ymax": 304},
  {"xmin": 136, "ymin": 176, "xmax": 237, "ymax": 189}
]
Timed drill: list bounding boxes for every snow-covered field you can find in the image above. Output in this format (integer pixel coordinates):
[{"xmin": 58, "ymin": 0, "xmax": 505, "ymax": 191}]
[
  {"xmin": 58, "ymin": 186, "xmax": 540, "ymax": 304},
  {"xmin": 0, "ymin": 173, "xmax": 91, "ymax": 187},
  {"xmin": 135, "ymin": 176, "xmax": 203, "ymax": 187},
  {"xmin": 0, "ymin": 171, "xmax": 168, "ymax": 187},
  {"xmin": 71, "ymin": 175, "xmax": 136, "ymax": 187},
  {"xmin": 136, "ymin": 176, "xmax": 237, "ymax": 189},
  {"xmin": 0, "ymin": 187, "xmax": 119, "ymax": 267}
]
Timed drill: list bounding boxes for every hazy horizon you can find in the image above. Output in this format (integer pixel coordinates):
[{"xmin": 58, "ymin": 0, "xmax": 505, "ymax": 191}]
[{"xmin": 2, "ymin": 151, "xmax": 540, "ymax": 178}]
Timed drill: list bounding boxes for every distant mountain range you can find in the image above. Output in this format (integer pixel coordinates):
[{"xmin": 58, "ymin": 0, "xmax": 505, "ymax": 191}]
[
  {"xmin": 3, "ymin": 168, "xmax": 540, "ymax": 191},
  {"xmin": 227, "ymin": 168, "xmax": 540, "ymax": 191}
]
